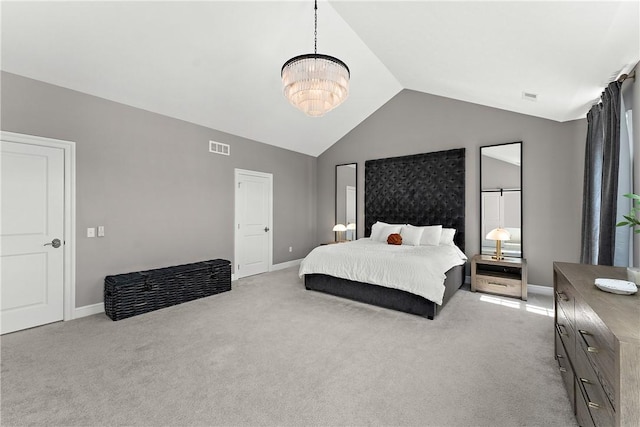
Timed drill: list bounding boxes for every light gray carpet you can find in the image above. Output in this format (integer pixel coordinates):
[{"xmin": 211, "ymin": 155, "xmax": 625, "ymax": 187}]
[{"xmin": 1, "ymin": 267, "xmax": 576, "ymax": 426}]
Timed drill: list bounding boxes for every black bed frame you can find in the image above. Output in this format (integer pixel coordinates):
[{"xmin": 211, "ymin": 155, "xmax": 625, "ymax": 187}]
[
  {"xmin": 305, "ymin": 265, "xmax": 464, "ymax": 319},
  {"xmin": 306, "ymin": 148, "xmax": 466, "ymax": 319}
]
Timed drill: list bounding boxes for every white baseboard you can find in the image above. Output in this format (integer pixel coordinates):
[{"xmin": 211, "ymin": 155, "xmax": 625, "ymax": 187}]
[
  {"xmin": 74, "ymin": 302, "xmax": 105, "ymax": 319},
  {"xmin": 527, "ymin": 284, "xmax": 554, "ymax": 295},
  {"xmin": 271, "ymin": 258, "xmax": 303, "ymax": 271}
]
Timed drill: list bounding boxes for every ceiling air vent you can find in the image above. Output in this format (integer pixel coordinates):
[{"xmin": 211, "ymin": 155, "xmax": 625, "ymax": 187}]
[
  {"xmin": 209, "ymin": 140, "xmax": 230, "ymax": 156},
  {"xmin": 522, "ymin": 92, "xmax": 538, "ymax": 102}
]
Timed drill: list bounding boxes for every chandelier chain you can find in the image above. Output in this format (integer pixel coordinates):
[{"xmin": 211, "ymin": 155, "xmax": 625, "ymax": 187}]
[
  {"xmin": 314, "ymin": 0, "xmax": 317, "ymax": 54},
  {"xmin": 281, "ymin": 0, "xmax": 350, "ymax": 117}
]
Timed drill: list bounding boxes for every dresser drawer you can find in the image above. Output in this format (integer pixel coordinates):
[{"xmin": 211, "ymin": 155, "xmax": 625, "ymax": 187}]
[
  {"xmin": 555, "ymin": 272, "xmax": 576, "ymax": 328},
  {"xmin": 575, "ymin": 303, "xmax": 616, "ymax": 410},
  {"xmin": 475, "ymin": 274, "xmax": 522, "ymax": 298},
  {"xmin": 575, "ymin": 344, "xmax": 615, "ymax": 427},
  {"xmin": 555, "ymin": 330, "xmax": 575, "ymax": 407},
  {"xmin": 575, "ymin": 377, "xmax": 596, "ymax": 427},
  {"xmin": 556, "ymin": 303, "xmax": 575, "ymax": 359}
]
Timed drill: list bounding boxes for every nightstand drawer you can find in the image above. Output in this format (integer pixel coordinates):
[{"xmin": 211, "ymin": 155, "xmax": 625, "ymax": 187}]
[{"xmin": 475, "ymin": 275, "xmax": 522, "ymax": 298}]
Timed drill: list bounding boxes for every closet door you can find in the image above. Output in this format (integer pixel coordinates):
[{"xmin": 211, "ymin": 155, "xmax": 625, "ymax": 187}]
[
  {"xmin": 503, "ymin": 191, "xmax": 521, "ymax": 229},
  {"xmin": 481, "ymin": 192, "xmax": 502, "ymax": 251}
]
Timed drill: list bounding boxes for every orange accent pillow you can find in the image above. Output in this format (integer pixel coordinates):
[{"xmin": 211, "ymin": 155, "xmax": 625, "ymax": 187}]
[{"xmin": 387, "ymin": 233, "xmax": 402, "ymax": 245}]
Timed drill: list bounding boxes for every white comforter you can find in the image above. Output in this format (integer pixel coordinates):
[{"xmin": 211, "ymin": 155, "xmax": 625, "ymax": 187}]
[{"xmin": 299, "ymin": 238, "xmax": 467, "ymax": 305}]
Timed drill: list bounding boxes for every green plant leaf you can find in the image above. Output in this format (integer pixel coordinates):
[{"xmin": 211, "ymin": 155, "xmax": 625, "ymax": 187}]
[{"xmin": 618, "ymin": 193, "xmax": 640, "ymax": 231}]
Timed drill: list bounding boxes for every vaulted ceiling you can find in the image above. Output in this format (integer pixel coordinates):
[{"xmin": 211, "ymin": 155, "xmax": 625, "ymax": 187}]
[{"xmin": 2, "ymin": 1, "xmax": 638, "ymax": 156}]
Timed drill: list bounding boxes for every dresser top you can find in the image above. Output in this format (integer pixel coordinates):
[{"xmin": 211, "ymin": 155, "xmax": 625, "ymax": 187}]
[{"xmin": 554, "ymin": 262, "xmax": 640, "ymax": 344}]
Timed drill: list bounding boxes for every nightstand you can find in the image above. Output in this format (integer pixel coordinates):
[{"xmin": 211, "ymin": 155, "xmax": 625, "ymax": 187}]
[
  {"xmin": 471, "ymin": 254, "xmax": 527, "ymax": 300},
  {"xmin": 320, "ymin": 240, "xmax": 348, "ymax": 246}
]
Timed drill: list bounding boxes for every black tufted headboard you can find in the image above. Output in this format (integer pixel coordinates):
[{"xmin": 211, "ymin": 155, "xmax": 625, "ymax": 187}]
[{"xmin": 364, "ymin": 148, "xmax": 465, "ymax": 252}]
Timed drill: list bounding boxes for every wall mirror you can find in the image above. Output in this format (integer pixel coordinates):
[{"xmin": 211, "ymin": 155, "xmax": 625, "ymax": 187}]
[
  {"xmin": 336, "ymin": 163, "xmax": 357, "ymax": 241},
  {"xmin": 480, "ymin": 142, "xmax": 523, "ymax": 258}
]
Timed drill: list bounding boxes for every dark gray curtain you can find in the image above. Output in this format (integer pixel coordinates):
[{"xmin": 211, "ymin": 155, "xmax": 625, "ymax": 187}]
[
  {"xmin": 580, "ymin": 104, "xmax": 603, "ymax": 264},
  {"xmin": 598, "ymin": 81, "xmax": 622, "ymax": 265},
  {"xmin": 580, "ymin": 81, "xmax": 622, "ymax": 265}
]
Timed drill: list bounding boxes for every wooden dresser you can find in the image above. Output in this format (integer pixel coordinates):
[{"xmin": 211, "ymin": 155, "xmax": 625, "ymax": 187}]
[{"xmin": 553, "ymin": 262, "xmax": 640, "ymax": 427}]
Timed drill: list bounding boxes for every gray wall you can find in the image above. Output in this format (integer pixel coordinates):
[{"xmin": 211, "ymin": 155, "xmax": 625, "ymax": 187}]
[
  {"xmin": 1, "ymin": 72, "xmax": 317, "ymax": 307},
  {"xmin": 481, "ymin": 156, "xmax": 520, "ymax": 190},
  {"xmin": 317, "ymin": 89, "xmax": 585, "ymax": 286}
]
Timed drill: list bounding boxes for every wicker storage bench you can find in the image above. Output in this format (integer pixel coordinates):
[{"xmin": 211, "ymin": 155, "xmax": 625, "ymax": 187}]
[{"xmin": 104, "ymin": 259, "xmax": 231, "ymax": 321}]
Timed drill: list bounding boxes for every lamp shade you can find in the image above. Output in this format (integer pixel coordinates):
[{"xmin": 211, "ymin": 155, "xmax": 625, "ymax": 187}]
[
  {"xmin": 486, "ymin": 228, "xmax": 511, "ymax": 241},
  {"xmin": 346, "ymin": 223, "xmax": 356, "ymax": 230},
  {"xmin": 332, "ymin": 224, "xmax": 347, "ymax": 232}
]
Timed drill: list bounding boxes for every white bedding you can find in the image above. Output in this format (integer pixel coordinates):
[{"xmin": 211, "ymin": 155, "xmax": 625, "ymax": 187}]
[{"xmin": 299, "ymin": 238, "xmax": 467, "ymax": 305}]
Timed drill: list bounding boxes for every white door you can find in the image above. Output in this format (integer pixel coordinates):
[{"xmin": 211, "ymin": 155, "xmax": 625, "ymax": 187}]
[
  {"xmin": 481, "ymin": 191, "xmax": 502, "ymax": 251},
  {"xmin": 235, "ymin": 169, "xmax": 272, "ymax": 279},
  {"xmin": 345, "ymin": 185, "xmax": 356, "ymax": 240},
  {"xmin": 1, "ymin": 141, "xmax": 65, "ymax": 334},
  {"xmin": 503, "ymin": 191, "xmax": 522, "ymax": 228}
]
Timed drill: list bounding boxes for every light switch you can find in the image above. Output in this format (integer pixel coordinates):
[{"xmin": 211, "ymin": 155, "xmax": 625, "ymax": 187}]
[
  {"xmin": 97, "ymin": 226, "xmax": 105, "ymax": 237},
  {"xmin": 87, "ymin": 227, "xmax": 96, "ymax": 238}
]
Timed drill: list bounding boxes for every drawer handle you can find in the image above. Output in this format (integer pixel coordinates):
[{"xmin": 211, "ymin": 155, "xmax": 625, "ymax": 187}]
[
  {"xmin": 559, "ymin": 367, "xmax": 567, "ymax": 373},
  {"xmin": 555, "ymin": 291, "xmax": 568, "ymax": 302},
  {"xmin": 588, "ymin": 402, "xmax": 600, "ymax": 410},
  {"xmin": 487, "ymin": 282, "xmax": 508, "ymax": 287},
  {"xmin": 556, "ymin": 324, "xmax": 568, "ymax": 337},
  {"xmin": 556, "ymin": 354, "xmax": 563, "ymax": 359},
  {"xmin": 578, "ymin": 330, "xmax": 600, "ymax": 353},
  {"xmin": 579, "ymin": 377, "xmax": 592, "ymax": 384}
]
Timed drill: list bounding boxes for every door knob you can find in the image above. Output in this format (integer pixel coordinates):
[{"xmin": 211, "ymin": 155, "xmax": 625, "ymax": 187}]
[
  {"xmin": 44, "ymin": 238, "xmax": 62, "ymax": 248},
  {"xmin": 264, "ymin": 227, "xmax": 270, "ymax": 232}
]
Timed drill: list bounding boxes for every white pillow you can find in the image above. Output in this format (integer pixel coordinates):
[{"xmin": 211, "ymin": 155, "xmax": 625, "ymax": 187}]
[
  {"xmin": 371, "ymin": 224, "xmax": 402, "ymax": 242},
  {"xmin": 418, "ymin": 225, "xmax": 443, "ymax": 246},
  {"xmin": 439, "ymin": 228, "xmax": 456, "ymax": 246},
  {"xmin": 369, "ymin": 221, "xmax": 386, "ymax": 241},
  {"xmin": 401, "ymin": 225, "xmax": 424, "ymax": 246},
  {"xmin": 370, "ymin": 221, "xmax": 402, "ymax": 239}
]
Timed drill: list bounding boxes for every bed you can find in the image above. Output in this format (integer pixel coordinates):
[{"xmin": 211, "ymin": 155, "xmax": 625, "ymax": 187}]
[{"xmin": 302, "ymin": 148, "xmax": 466, "ymax": 319}]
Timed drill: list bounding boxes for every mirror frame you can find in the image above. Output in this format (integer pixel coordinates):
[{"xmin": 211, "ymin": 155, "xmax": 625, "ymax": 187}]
[
  {"xmin": 335, "ymin": 163, "xmax": 357, "ymax": 241},
  {"xmin": 479, "ymin": 141, "xmax": 523, "ymax": 258}
]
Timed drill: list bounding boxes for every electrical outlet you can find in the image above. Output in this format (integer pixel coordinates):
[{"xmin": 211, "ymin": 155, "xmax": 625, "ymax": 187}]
[
  {"xmin": 97, "ymin": 225, "xmax": 105, "ymax": 237},
  {"xmin": 289, "ymin": 246, "xmax": 293, "ymax": 253},
  {"xmin": 87, "ymin": 227, "xmax": 96, "ymax": 238}
]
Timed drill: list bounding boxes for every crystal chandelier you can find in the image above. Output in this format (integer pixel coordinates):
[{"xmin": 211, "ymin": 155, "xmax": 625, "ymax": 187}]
[{"xmin": 281, "ymin": 0, "xmax": 350, "ymax": 117}]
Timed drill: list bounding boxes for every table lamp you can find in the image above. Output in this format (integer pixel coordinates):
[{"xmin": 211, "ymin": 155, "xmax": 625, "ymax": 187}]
[
  {"xmin": 333, "ymin": 224, "xmax": 347, "ymax": 242},
  {"xmin": 486, "ymin": 227, "xmax": 511, "ymax": 260},
  {"xmin": 346, "ymin": 222, "xmax": 356, "ymax": 240}
]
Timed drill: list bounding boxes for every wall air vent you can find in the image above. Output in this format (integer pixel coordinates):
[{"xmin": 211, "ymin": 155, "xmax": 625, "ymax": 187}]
[
  {"xmin": 209, "ymin": 140, "xmax": 230, "ymax": 156},
  {"xmin": 522, "ymin": 92, "xmax": 538, "ymax": 102}
]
